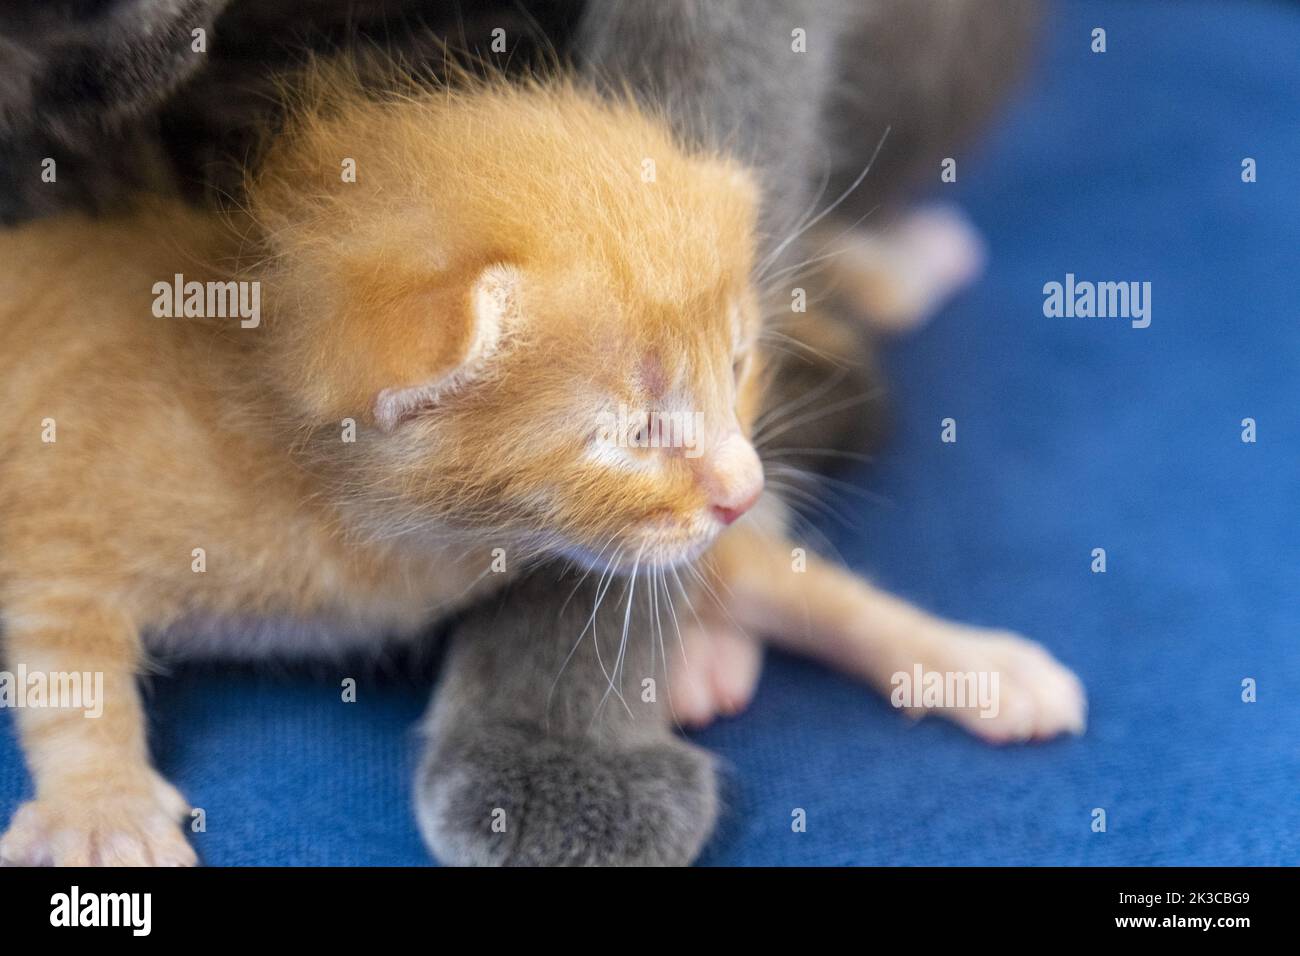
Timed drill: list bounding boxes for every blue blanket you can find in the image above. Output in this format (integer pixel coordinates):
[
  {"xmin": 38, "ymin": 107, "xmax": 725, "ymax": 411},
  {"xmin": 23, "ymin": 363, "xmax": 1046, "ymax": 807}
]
[{"xmin": 2, "ymin": 0, "xmax": 1297, "ymax": 865}]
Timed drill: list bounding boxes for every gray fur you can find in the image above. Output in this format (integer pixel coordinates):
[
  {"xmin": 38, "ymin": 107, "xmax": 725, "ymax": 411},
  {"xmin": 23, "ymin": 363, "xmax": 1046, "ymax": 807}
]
[
  {"xmin": 576, "ymin": 0, "xmax": 1040, "ymax": 257},
  {"xmin": 0, "ymin": 0, "xmax": 575, "ymax": 221},
  {"xmin": 0, "ymin": 0, "xmax": 232, "ymax": 222},
  {"xmin": 0, "ymin": 0, "xmax": 1039, "ymax": 230},
  {"xmin": 822, "ymin": 0, "xmax": 1041, "ymax": 222},
  {"xmin": 416, "ymin": 571, "xmax": 717, "ymax": 867},
  {"xmin": 0, "ymin": 0, "xmax": 229, "ymax": 140},
  {"xmin": 575, "ymin": 0, "xmax": 842, "ymax": 259}
]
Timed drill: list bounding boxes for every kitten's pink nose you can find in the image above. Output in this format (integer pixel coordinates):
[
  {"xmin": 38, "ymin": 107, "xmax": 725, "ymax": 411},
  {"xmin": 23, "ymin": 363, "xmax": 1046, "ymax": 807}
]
[
  {"xmin": 711, "ymin": 493, "xmax": 760, "ymax": 526},
  {"xmin": 703, "ymin": 433, "xmax": 764, "ymax": 526}
]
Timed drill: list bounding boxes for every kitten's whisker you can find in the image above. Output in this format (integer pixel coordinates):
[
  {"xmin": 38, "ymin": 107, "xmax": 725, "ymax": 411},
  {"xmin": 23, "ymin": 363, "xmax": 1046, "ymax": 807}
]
[
  {"xmin": 765, "ymin": 478, "xmax": 836, "ymax": 523},
  {"xmin": 659, "ymin": 565, "xmax": 684, "ymax": 667},
  {"xmin": 656, "ymin": 567, "xmax": 690, "ymax": 730},
  {"xmin": 584, "ymin": 547, "xmax": 625, "ymax": 695},
  {"xmin": 766, "ymin": 462, "xmax": 881, "ymax": 506},
  {"xmin": 754, "ymin": 340, "xmax": 827, "ymax": 366},
  {"xmin": 785, "ymin": 507, "xmax": 854, "ymax": 573},
  {"xmin": 758, "ymin": 327, "xmax": 846, "ymax": 367},
  {"xmin": 752, "ymin": 365, "xmax": 852, "ymax": 439},
  {"xmin": 755, "ymin": 150, "xmax": 834, "ymax": 269},
  {"xmin": 668, "ymin": 563, "xmax": 706, "ymax": 668},
  {"xmin": 766, "ymin": 478, "xmax": 852, "ymax": 528},
  {"xmin": 697, "ymin": 552, "xmax": 739, "ymax": 606},
  {"xmin": 784, "ymin": 157, "xmax": 836, "ymax": 248},
  {"xmin": 758, "ymin": 245, "xmax": 848, "ymax": 294},
  {"xmin": 757, "ymin": 196, "xmax": 885, "ymax": 298},
  {"xmin": 754, "ymin": 388, "xmax": 884, "ymax": 449},
  {"xmin": 648, "ymin": 563, "xmax": 660, "ymax": 678},
  {"xmin": 594, "ymin": 545, "xmax": 643, "ymax": 724},
  {"xmin": 756, "ymin": 125, "xmax": 891, "ymax": 280},
  {"xmin": 547, "ymin": 544, "xmax": 623, "ymax": 726},
  {"xmin": 762, "ymin": 446, "xmax": 876, "ymax": 464},
  {"xmin": 683, "ymin": 561, "xmax": 744, "ymax": 636},
  {"xmin": 557, "ymin": 531, "xmax": 620, "ymax": 618}
]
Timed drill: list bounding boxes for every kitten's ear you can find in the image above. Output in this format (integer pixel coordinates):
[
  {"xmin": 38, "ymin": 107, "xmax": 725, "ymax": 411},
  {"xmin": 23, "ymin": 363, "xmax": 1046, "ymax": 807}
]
[
  {"xmin": 368, "ymin": 264, "xmax": 523, "ymax": 432},
  {"xmin": 280, "ymin": 259, "xmax": 524, "ymax": 430}
]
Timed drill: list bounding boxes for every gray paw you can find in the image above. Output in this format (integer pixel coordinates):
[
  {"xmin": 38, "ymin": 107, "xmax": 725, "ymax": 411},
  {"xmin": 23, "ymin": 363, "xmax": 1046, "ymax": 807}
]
[{"xmin": 415, "ymin": 723, "xmax": 718, "ymax": 866}]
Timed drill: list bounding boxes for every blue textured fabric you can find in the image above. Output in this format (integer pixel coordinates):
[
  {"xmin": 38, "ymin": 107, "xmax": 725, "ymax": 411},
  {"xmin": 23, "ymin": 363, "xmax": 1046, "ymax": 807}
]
[{"xmin": 2, "ymin": 0, "xmax": 1297, "ymax": 865}]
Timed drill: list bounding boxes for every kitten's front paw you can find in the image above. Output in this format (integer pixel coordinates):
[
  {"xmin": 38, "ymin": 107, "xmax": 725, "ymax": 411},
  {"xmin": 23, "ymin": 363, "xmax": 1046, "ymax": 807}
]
[
  {"xmin": 668, "ymin": 622, "xmax": 764, "ymax": 728},
  {"xmin": 416, "ymin": 724, "xmax": 717, "ymax": 866},
  {"xmin": 0, "ymin": 773, "xmax": 196, "ymax": 866},
  {"xmin": 903, "ymin": 628, "xmax": 1087, "ymax": 745}
]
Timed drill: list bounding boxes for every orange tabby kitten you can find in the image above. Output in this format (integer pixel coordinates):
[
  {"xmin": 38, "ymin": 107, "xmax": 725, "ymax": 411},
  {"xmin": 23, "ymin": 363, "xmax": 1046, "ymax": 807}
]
[{"xmin": 0, "ymin": 72, "xmax": 1083, "ymax": 866}]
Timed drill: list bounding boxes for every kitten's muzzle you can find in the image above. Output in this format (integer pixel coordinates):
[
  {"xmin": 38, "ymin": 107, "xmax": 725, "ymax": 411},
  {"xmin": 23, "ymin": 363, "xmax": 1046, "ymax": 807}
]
[{"xmin": 697, "ymin": 433, "xmax": 764, "ymax": 527}]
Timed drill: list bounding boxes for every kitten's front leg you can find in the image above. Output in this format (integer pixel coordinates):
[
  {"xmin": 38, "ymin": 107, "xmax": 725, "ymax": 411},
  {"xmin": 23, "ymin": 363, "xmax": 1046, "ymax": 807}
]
[
  {"xmin": 706, "ymin": 527, "xmax": 1087, "ymax": 744},
  {"xmin": 0, "ymin": 599, "xmax": 195, "ymax": 866}
]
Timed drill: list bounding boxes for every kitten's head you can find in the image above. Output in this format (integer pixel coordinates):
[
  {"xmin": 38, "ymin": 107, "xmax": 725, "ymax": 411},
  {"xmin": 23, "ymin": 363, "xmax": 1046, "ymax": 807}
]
[{"xmin": 249, "ymin": 72, "xmax": 765, "ymax": 571}]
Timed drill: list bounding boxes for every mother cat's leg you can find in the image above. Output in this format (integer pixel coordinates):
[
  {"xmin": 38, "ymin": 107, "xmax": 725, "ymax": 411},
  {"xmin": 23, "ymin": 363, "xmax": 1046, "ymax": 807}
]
[
  {"xmin": 0, "ymin": 595, "xmax": 194, "ymax": 866},
  {"xmin": 415, "ymin": 568, "xmax": 717, "ymax": 866}
]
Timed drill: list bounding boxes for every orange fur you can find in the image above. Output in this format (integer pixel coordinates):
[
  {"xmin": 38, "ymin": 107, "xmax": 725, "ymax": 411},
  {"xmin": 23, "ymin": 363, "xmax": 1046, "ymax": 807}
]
[
  {"xmin": 0, "ymin": 68, "xmax": 1086, "ymax": 867},
  {"xmin": 242, "ymin": 71, "xmax": 767, "ymax": 563},
  {"xmin": 0, "ymin": 73, "xmax": 766, "ymax": 864}
]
